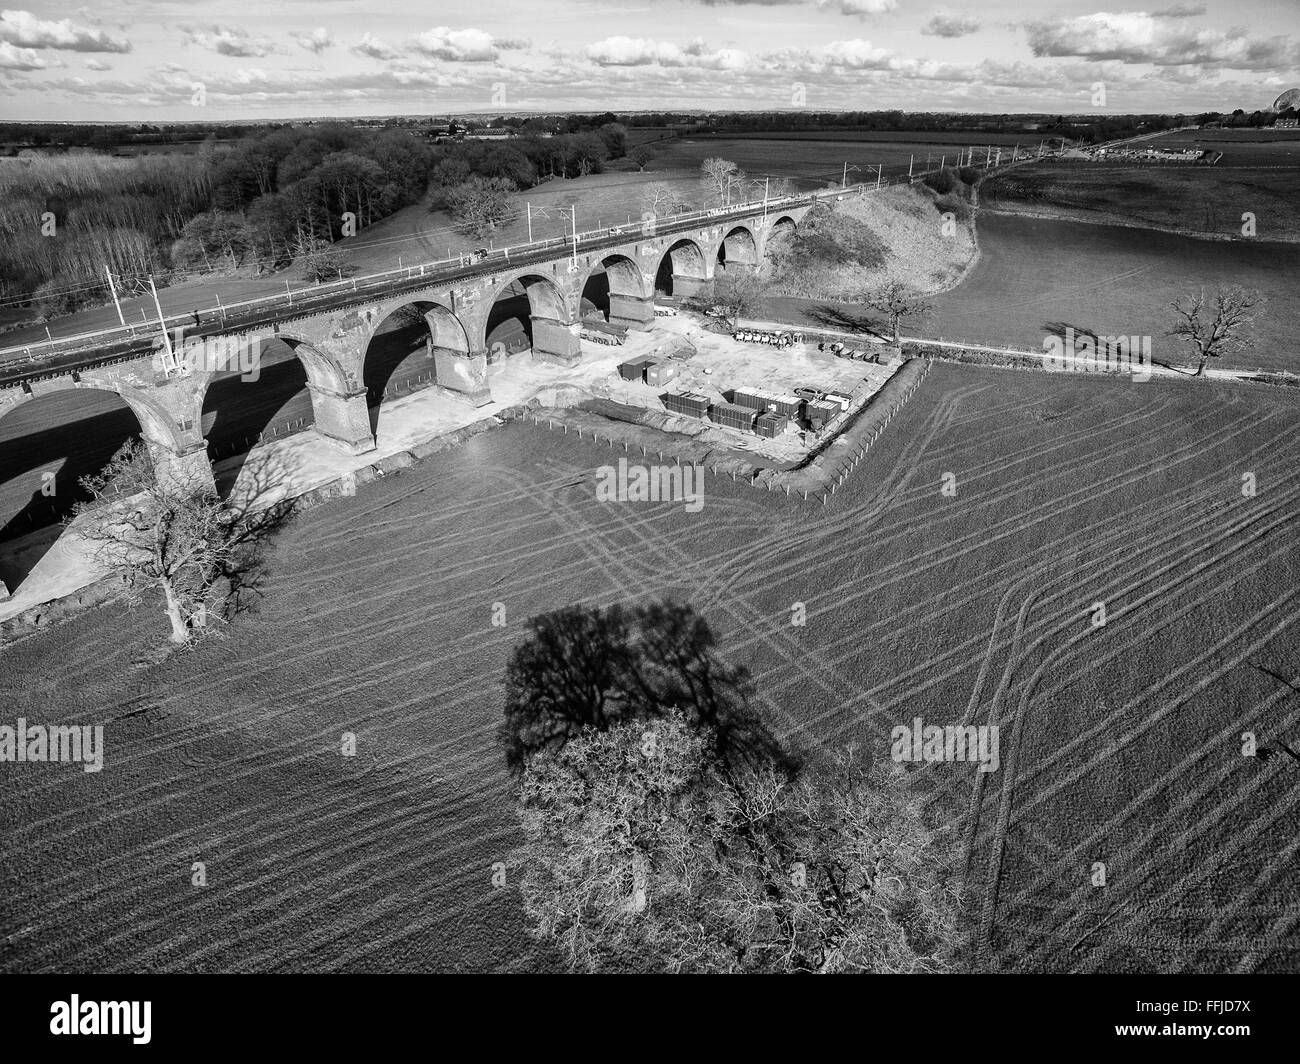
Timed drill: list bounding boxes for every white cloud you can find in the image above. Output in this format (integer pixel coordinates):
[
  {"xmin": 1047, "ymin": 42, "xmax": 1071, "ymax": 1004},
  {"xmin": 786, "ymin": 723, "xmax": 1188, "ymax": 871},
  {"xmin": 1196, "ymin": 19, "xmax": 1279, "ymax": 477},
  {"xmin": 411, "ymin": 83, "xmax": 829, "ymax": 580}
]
[
  {"xmin": 0, "ymin": 38, "xmax": 51, "ymax": 68},
  {"xmin": 83, "ymin": 57, "xmax": 110, "ymax": 70},
  {"xmin": 0, "ymin": 8, "xmax": 131, "ymax": 52},
  {"xmin": 816, "ymin": 0, "xmax": 898, "ymax": 16},
  {"xmin": 411, "ymin": 26, "xmax": 528, "ymax": 62},
  {"xmin": 922, "ymin": 11, "xmax": 981, "ymax": 38},
  {"xmin": 768, "ymin": 37, "xmax": 895, "ymax": 71},
  {"xmin": 352, "ymin": 33, "xmax": 399, "ymax": 61},
  {"xmin": 294, "ymin": 28, "xmax": 333, "ymax": 55},
  {"xmin": 585, "ymin": 35, "xmax": 748, "ymax": 70},
  {"xmin": 1024, "ymin": 12, "xmax": 1299, "ymax": 70},
  {"xmin": 181, "ymin": 24, "xmax": 281, "ymax": 58}
]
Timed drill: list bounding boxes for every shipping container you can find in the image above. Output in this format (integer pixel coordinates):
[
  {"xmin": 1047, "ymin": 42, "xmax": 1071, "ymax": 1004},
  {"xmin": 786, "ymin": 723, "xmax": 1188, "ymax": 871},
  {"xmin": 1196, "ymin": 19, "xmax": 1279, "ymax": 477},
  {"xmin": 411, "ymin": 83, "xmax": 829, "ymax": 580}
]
[
  {"xmin": 770, "ymin": 395, "xmax": 803, "ymax": 419},
  {"xmin": 805, "ymin": 399, "xmax": 840, "ymax": 428},
  {"xmin": 662, "ymin": 391, "xmax": 711, "ymax": 418},
  {"xmin": 824, "ymin": 392, "xmax": 852, "ymax": 412},
  {"xmin": 645, "ymin": 360, "xmax": 680, "ymax": 386},
  {"xmin": 733, "ymin": 388, "xmax": 801, "ymax": 419},
  {"xmin": 618, "ymin": 359, "xmax": 650, "ymax": 381},
  {"xmin": 709, "ymin": 401, "xmax": 757, "ymax": 432},
  {"xmin": 755, "ymin": 412, "xmax": 789, "ymax": 438},
  {"xmin": 730, "ymin": 388, "xmax": 771, "ymax": 411}
]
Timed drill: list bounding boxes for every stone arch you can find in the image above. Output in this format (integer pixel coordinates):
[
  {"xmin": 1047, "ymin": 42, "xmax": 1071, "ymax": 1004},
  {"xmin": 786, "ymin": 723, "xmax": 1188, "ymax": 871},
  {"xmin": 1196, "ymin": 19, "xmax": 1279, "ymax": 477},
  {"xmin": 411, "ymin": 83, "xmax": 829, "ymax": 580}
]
[
  {"xmin": 482, "ymin": 273, "xmax": 580, "ymax": 367},
  {"xmin": 361, "ymin": 300, "xmax": 445, "ymax": 417},
  {"xmin": 260, "ymin": 332, "xmax": 373, "ymax": 455},
  {"xmin": 196, "ymin": 333, "xmax": 319, "ymax": 472},
  {"xmin": 0, "ymin": 378, "xmax": 183, "ymax": 455},
  {"xmin": 654, "ymin": 238, "xmax": 711, "ymax": 299},
  {"xmin": 359, "ymin": 298, "xmax": 488, "ymax": 429},
  {"xmin": 716, "ymin": 225, "xmax": 759, "ymax": 269},
  {"xmin": 0, "ymin": 382, "xmax": 172, "ymax": 594},
  {"xmin": 580, "ymin": 253, "xmax": 652, "ymax": 329},
  {"xmin": 271, "ymin": 334, "xmax": 352, "ymax": 396}
]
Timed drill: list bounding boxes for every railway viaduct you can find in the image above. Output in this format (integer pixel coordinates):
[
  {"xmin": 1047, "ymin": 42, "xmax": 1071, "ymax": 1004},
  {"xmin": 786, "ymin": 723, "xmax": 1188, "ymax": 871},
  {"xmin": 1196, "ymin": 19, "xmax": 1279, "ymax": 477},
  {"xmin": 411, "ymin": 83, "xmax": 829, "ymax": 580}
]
[{"xmin": 0, "ymin": 205, "xmax": 811, "ymax": 497}]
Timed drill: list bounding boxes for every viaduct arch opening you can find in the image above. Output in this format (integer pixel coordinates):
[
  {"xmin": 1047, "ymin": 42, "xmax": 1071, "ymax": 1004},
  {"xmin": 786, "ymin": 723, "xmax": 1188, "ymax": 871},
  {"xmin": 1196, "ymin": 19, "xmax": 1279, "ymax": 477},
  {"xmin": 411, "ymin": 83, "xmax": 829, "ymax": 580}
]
[
  {"xmin": 654, "ymin": 238, "xmax": 709, "ymax": 299},
  {"xmin": 362, "ymin": 301, "xmax": 442, "ymax": 434},
  {"xmin": 203, "ymin": 337, "xmax": 314, "ymax": 476},
  {"xmin": 484, "ymin": 273, "xmax": 578, "ymax": 366},
  {"xmin": 716, "ymin": 226, "xmax": 759, "ymax": 273},
  {"xmin": 580, "ymin": 254, "xmax": 652, "ymax": 329},
  {"xmin": 0, "ymin": 388, "xmax": 141, "ymax": 594}
]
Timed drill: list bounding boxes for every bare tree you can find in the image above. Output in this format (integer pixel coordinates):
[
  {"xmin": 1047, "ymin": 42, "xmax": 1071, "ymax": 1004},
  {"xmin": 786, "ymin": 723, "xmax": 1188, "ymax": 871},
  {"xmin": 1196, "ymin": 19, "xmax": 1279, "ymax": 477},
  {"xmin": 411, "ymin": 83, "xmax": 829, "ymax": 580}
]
[
  {"xmin": 294, "ymin": 232, "xmax": 345, "ymax": 283},
  {"xmin": 511, "ymin": 713, "xmax": 961, "ymax": 973},
  {"xmin": 70, "ymin": 440, "xmax": 237, "ymax": 645},
  {"xmin": 447, "ymin": 176, "xmax": 519, "ymax": 239},
  {"xmin": 712, "ymin": 268, "xmax": 767, "ymax": 328},
  {"xmin": 641, "ymin": 181, "xmax": 690, "ymax": 219},
  {"xmin": 865, "ymin": 280, "xmax": 932, "ymax": 341},
  {"xmin": 700, "ymin": 157, "xmax": 747, "ymax": 207},
  {"xmin": 1169, "ymin": 285, "xmax": 1266, "ymax": 377}
]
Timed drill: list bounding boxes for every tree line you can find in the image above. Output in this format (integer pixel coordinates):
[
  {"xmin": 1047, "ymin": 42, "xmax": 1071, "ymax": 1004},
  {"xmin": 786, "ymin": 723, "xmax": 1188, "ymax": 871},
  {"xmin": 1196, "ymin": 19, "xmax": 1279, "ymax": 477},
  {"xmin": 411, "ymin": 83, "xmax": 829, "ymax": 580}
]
[{"xmin": 3, "ymin": 117, "xmax": 636, "ymax": 316}]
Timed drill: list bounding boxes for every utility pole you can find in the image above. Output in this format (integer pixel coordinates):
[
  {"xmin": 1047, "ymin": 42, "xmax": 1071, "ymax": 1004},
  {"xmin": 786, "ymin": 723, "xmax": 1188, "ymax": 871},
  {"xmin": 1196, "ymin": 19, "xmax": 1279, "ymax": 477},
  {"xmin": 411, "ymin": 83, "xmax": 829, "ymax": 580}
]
[
  {"xmin": 908, "ymin": 154, "xmax": 914, "ymax": 180},
  {"xmin": 875, "ymin": 164, "xmax": 882, "ymax": 188},
  {"xmin": 526, "ymin": 203, "xmax": 533, "ymax": 243},
  {"xmin": 570, "ymin": 204, "xmax": 577, "ymax": 270},
  {"xmin": 148, "ymin": 276, "xmax": 174, "ymax": 365},
  {"xmin": 763, "ymin": 176, "xmax": 769, "ymax": 219},
  {"xmin": 842, "ymin": 161, "xmax": 848, "ymax": 187},
  {"xmin": 104, "ymin": 265, "xmax": 125, "ymax": 327}
]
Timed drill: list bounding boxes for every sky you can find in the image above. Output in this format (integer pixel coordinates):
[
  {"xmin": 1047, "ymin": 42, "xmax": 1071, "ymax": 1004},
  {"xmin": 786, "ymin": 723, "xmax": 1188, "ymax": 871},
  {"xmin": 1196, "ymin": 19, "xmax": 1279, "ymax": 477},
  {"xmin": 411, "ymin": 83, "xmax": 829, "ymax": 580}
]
[{"xmin": 0, "ymin": 0, "xmax": 1296, "ymax": 121}]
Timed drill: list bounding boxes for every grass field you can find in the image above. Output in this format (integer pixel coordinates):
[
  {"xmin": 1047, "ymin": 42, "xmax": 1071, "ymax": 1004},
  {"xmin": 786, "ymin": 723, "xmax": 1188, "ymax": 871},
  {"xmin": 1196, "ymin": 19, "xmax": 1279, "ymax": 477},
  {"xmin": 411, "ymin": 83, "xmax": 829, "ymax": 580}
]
[
  {"xmin": 1146, "ymin": 128, "xmax": 1300, "ymax": 168},
  {"xmin": 2, "ymin": 363, "xmax": 1298, "ymax": 973},
  {"xmin": 983, "ymin": 160, "xmax": 1300, "ymax": 242},
  {"xmin": 760, "ymin": 211, "xmax": 1300, "ymax": 375},
  {"xmin": 651, "ymin": 135, "xmax": 1002, "ymax": 187}
]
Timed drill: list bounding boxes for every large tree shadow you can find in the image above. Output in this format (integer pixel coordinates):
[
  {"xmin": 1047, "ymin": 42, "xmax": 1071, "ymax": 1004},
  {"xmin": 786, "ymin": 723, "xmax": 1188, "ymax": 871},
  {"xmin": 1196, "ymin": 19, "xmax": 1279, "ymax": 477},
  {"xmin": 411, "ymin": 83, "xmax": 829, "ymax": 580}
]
[
  {"xmin": 210, "ymin": 445, "xmax": 301, "ymax": 622},
  {"xmin": 805, "ymin": 302, "xmax": 884, "ymax": 334},
  {"xmin": 499, "ymin": 599, "xmax": 800, "ymax": 778}
]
